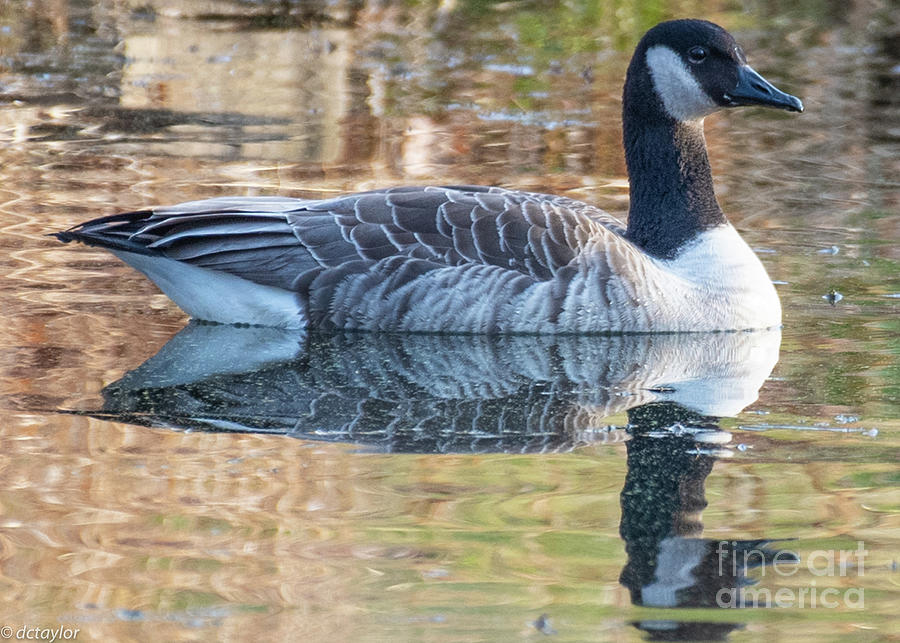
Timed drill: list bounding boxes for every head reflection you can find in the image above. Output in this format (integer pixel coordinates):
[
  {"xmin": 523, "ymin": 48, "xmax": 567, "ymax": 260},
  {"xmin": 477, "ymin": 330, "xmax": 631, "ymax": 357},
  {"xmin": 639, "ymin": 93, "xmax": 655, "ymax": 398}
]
[{"xmin": 620, "ymin": 402, "xmax": 798, "ymax": 640}]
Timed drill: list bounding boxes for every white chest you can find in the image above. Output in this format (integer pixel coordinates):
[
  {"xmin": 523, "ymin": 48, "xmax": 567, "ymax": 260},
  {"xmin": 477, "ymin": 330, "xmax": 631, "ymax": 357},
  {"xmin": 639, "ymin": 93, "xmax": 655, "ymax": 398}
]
[{"xmin": 655, "ymin": 225, "xmax": 782, "ymax": 330}]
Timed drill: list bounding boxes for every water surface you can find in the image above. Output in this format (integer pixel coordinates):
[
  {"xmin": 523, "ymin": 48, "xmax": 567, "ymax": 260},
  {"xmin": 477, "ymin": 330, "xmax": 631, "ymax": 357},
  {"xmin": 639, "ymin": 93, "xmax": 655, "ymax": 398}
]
[{"xmin": 0, "ymin": 1, "xmax": 897, "ymax": 641}]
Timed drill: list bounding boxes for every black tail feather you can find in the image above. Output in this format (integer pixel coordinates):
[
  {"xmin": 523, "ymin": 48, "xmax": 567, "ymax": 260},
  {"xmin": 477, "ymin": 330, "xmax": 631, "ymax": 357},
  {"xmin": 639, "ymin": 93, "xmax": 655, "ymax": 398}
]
[{"xmin": 52, "ymin": 210, "xmax": 161, "ymax": 255}]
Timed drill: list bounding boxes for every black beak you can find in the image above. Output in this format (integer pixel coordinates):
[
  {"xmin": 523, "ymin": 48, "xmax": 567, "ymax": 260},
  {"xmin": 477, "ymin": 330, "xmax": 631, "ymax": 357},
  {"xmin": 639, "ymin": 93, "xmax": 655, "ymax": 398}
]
[{"xmin": 724, "ymin": 65, "xmax": 803, "ymax": 113}]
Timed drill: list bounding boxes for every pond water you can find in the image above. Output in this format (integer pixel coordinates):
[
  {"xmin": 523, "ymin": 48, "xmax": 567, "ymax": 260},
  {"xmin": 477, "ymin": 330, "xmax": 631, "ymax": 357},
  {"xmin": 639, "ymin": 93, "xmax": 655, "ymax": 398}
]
[{"xmin": 1, "ymin": 0, "xmax": 897, "ymax": 641}]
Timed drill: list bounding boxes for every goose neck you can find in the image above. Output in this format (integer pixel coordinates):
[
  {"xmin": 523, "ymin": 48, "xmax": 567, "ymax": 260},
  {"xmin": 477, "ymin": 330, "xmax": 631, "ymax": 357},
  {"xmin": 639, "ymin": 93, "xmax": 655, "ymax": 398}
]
[{"xmin": 622, "ymin": 108, "xmax": 727, "ymax": 259}]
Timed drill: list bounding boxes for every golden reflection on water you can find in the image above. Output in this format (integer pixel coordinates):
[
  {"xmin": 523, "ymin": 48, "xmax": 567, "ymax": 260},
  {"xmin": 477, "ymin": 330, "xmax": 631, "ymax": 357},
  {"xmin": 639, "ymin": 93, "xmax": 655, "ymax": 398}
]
[
  {"xmin": 0, "ymin": 410, "xmax": 896, "ymax": 641},
  {"xmin": 0, "ymin": 412, "xmax": 630, "ymax": 640},
  {"xmin": 0, "ymin": 0, "xmax": 897, "ymax": 640}
]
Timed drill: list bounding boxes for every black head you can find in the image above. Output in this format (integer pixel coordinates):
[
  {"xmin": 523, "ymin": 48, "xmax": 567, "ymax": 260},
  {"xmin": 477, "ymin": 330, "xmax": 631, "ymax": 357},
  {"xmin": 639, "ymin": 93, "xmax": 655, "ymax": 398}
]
[{"xmin": 627, "ymin": 19, "xmax": 803, "ymax": 122}]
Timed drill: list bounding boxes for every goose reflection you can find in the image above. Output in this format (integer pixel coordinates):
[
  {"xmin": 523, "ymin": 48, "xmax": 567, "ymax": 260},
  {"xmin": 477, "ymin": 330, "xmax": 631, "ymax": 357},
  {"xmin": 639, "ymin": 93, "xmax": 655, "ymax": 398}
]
[
  {"xmin": 95, "ymin": 325, "xmax": 796, "ymax": 638},
  {"xmin": 101, "ymin": 324, "xmax": 779, "ymax": 449}
]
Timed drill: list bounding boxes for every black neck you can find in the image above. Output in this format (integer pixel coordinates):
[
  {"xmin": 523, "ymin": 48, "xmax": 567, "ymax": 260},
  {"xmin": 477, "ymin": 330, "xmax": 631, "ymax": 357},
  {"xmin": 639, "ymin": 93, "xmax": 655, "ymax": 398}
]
[{"xmin": 622, "ymin": 58, "xmax": 727, "ymax": 259}]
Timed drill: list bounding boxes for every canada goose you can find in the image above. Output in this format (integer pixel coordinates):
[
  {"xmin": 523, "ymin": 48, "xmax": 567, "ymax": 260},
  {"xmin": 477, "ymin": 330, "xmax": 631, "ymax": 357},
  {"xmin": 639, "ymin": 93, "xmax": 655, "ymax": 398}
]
[{"xmin": 55, "ymin": 19, "xmax": 803, "ymax": 333}]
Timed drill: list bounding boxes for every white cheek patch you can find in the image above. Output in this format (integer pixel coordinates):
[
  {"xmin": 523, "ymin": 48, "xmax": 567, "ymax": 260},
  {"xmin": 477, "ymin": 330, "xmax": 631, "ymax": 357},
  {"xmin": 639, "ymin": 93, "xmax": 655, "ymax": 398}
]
[{"xmin": 646, "ymin": 45, "xmax": 718, "ymax": 122}]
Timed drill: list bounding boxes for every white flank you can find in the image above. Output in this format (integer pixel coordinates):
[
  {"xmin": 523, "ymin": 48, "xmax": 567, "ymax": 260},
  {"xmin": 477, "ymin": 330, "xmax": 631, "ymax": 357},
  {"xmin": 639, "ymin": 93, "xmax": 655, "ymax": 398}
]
[
  {"xmin": 112, "ymin": 250, "xmax": 305, "ymax": 328},
  {"xmin": 646, "ymin": 45, "xmax": 717, "ymax": 121}
]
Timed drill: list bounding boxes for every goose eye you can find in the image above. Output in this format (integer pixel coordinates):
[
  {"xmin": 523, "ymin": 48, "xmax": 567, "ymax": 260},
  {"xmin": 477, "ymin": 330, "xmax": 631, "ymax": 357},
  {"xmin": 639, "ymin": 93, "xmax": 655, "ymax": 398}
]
[{"xmin": 687, "ymin": 46, "xmax": 708, "ymax": 64}]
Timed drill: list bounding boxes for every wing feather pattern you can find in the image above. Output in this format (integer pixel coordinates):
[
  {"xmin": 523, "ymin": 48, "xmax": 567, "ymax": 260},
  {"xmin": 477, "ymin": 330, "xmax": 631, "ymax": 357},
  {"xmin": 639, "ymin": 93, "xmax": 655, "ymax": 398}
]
[{"xmin": 56, "ymin": 185, "xmax": 632, "ymax": 330}]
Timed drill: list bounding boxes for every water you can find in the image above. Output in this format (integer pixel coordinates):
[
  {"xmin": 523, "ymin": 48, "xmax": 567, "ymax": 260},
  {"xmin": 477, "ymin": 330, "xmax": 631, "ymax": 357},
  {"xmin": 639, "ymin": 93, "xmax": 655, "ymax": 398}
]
[{"xmin": 1, "ymin": 0, "xmax": 897, "ymax": 641}]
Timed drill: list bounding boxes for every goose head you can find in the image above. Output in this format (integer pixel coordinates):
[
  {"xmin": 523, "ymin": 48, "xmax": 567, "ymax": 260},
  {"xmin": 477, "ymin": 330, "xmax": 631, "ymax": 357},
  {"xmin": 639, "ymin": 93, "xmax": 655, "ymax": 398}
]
[
  {"xmin": 621, "ymin": 19, "xmax": 803, "ymax": 260},
  {"xmin": 625, "ymin": 19, "xmax": 803, "ymax": 123}
]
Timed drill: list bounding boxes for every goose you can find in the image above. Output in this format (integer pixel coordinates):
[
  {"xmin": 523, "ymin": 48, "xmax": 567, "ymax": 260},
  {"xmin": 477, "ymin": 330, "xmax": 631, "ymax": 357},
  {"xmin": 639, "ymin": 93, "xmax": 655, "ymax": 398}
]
[{"xmin": 55, "ymin": 19, "xmax": 803, "ymax": 333}]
